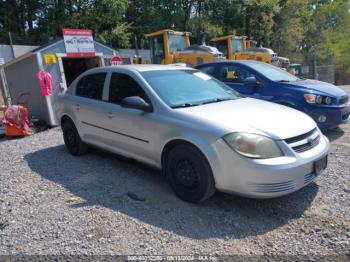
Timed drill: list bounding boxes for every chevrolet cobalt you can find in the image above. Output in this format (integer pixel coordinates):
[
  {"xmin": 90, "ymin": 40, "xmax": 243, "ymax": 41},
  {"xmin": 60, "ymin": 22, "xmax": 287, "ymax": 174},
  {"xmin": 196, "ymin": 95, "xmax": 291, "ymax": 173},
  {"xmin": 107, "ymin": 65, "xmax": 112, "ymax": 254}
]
[{"xmin": 56, "ymin": 65, "xmax": 329, "ymax": 203}]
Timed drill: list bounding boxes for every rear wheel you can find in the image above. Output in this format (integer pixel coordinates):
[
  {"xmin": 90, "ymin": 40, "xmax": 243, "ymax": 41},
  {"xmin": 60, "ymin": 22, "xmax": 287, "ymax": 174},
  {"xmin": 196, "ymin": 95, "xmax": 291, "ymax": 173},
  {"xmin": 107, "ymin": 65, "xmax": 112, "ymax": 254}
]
[
  {"xmin": 164, "ymin": 144, "xmax": 216, "ymax": 203},
  {"xmin": 62, "ymin": 119, "xmax": 88, "ymax": 156}
]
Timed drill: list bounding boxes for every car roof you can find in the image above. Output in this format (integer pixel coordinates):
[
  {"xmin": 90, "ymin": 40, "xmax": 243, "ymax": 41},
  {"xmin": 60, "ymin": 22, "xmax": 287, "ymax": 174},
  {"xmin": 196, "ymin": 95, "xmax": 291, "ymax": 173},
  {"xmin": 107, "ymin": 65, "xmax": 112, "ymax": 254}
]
[
  {"xmin": 88, "ymin": 64, "xmax": 195, "ymax": 74},
  {"xmin": 196, "ymin": 60, "xmax": 266, "ymax": 67}
]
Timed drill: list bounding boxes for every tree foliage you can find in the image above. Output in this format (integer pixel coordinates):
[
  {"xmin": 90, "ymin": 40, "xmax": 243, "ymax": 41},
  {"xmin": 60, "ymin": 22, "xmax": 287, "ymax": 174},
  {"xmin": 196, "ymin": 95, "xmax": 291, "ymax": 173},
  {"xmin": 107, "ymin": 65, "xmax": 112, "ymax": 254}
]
[
  {"xmin": 311, "ymin": 0, "xmax": 350, "ymax": 72},
  {"xmin": 0, "ymin": 0, "xmax": 349, "ymax": 72}
]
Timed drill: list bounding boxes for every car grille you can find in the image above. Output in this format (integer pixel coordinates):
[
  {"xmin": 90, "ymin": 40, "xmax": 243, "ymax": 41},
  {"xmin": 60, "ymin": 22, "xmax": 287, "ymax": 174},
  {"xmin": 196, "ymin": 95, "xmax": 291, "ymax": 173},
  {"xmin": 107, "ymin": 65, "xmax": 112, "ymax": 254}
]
[
  {"xmin": 248, "ymin": 181, "xmax": 296, "ymax": 193},
  {"xmin": 284, "ymin": 128, "xmax": 320, "ymax": 153},
  {"xmin": 339, "ymin": 95, "xmax": 348, "ymax": 105}
]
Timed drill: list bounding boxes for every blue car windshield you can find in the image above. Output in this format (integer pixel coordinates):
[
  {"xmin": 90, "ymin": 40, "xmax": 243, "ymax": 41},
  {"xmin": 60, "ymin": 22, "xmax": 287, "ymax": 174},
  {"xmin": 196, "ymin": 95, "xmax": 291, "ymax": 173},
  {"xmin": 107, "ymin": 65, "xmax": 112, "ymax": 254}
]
[
  {"xmin": 141, "ymin": 70, "xmax": 240, "ymax": 108},
  {"xmin": 248, "ymin": 62, "xmax": 299, "ymax": 82}
]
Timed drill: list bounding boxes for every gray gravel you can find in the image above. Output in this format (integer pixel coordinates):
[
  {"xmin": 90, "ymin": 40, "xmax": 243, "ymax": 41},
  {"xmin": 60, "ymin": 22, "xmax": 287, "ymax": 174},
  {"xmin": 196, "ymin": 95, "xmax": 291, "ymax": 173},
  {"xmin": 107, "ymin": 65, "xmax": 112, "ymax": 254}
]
[{"xmin": 0, "ymin": 93, "xmax": 349, "ymax": 258}]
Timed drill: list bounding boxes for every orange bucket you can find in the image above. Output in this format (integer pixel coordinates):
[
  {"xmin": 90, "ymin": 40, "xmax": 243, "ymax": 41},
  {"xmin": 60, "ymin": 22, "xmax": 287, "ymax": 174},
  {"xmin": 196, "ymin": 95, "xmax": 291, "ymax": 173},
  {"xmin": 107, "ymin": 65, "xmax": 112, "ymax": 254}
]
[{"xmin": 4, "ymin": 124, "xmax": 31, "ymax": 137}]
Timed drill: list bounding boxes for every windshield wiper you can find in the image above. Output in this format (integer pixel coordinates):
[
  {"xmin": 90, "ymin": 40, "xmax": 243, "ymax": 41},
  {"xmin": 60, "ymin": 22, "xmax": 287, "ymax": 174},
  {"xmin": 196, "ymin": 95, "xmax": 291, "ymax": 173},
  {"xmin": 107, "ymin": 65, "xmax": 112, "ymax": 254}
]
[
  {"xmin": 199, "ymin": 98, "xmax": 234, "ymax": 105},
  {"xmin": 172, "ymin": 98, "xmax": 233, "ymax": 108},
  {"xmin": 171, "ymin": 103, "xmax": 200, "ymax": 109},
  {"xmin": 276, "ymin": 80, "xmax": 290, "ymax": 82}
]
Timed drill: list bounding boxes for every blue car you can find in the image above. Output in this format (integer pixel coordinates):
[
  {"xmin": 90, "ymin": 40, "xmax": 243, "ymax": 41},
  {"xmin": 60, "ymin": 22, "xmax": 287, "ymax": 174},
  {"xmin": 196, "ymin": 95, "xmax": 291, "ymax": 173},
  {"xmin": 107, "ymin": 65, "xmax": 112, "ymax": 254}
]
[{"xmin": 196, "ymin": 61, "xmax": 350, "ymax": 129}]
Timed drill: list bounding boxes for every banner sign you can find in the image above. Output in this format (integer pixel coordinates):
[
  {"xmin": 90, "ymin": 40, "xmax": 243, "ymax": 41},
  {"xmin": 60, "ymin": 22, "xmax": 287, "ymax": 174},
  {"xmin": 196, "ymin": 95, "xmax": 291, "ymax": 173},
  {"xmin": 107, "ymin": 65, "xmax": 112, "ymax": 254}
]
[{"xmin": 62, "ymin": 28, "xmax": 95, "ymax": 57}]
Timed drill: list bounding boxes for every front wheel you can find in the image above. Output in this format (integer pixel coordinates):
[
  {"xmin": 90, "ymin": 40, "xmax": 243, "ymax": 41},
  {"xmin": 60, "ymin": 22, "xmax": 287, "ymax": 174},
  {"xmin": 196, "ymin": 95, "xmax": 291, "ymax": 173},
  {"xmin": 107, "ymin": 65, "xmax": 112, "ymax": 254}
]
[
  {"xmin": 62, "ymin": 119, "xmax": 88, "ymax": 156},
  {"xmin": 164, "ymin": 144, "xmax": 216, "ymax": 203}
]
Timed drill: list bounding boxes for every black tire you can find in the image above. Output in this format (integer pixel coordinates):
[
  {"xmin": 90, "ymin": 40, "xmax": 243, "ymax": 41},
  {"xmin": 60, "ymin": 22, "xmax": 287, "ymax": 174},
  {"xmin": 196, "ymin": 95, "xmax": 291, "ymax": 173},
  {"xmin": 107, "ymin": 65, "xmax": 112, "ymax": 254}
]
[
  {"xmin": 62, "ymin": 119, "xmax": 88, "ymax": 156},
  {"xmin": 164, "ymin": 144, "xmax": 216, "ymax": 203}
]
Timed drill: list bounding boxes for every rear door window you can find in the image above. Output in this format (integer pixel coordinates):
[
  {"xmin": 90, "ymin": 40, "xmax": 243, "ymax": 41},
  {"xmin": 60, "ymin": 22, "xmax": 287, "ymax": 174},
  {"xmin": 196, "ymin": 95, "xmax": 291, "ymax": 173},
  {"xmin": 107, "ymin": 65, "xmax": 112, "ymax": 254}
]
[
  {"xmin": 108, "ymin": 73, "xmax": 149, "ymax": 104},
  {"xmin": 76, "ymin": 73, "xmax": 107, "ymax": 100}
]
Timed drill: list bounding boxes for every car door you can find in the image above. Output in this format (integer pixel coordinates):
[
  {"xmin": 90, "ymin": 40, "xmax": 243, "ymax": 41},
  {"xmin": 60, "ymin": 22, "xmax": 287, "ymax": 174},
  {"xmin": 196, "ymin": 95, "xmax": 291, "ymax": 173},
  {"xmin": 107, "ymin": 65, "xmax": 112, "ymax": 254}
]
[
  {"xmin": 73, "ymin": 72, "xmax": 109, "ymax": 143},
  {"xmin": 100, "ymin": 72, "xmax": 156, "ymax": 163}
]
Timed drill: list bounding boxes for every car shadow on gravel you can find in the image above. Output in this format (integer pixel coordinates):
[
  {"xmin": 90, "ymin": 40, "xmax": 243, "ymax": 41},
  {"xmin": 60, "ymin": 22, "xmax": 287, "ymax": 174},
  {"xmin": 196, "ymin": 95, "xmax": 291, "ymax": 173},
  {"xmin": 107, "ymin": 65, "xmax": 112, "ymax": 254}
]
[
  {"xmin": 323, "ymin": 127, "xmax": 345, "ymax": 142},
  {"xmin": 24, "ymin": 145, "xmax": 318, "ymax": 240}
]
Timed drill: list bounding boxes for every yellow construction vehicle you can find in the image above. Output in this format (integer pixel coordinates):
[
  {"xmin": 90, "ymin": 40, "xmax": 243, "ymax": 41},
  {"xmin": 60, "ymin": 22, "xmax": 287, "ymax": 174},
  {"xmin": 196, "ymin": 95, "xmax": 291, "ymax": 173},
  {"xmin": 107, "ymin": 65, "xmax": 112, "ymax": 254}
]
[
  {"xmin": 145, "ymin": 29, "xmax": 224, "ymax": 66},
  {"xmin": 210, "ymin": 34, "xmax": 274, "ymax": 63}
]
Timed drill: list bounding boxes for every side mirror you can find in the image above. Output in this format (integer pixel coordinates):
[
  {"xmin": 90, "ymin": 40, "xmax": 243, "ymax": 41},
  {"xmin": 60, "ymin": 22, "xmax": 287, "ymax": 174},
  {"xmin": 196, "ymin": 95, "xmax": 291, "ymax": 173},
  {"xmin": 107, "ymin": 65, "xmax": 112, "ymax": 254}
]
[
  {"xmin": 120, "ymin": 96, "xmax": 153, "ymax": 112},
  {"xmin": 243, "ymin": 76, "xmax": 261, "ymax": 87}
]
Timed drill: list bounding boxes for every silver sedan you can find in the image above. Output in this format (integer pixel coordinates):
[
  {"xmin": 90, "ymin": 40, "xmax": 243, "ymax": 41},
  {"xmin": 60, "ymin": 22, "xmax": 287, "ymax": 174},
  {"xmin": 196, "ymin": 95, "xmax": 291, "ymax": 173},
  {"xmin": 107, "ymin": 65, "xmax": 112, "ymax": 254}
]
[{"xmin": 56, "ymin": 65, "xmax": 329, "ymax": 202}]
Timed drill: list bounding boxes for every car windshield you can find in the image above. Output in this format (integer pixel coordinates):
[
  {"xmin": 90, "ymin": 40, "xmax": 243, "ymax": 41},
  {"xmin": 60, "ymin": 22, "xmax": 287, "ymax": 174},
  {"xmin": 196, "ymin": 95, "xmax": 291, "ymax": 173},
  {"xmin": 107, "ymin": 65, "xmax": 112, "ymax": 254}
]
[
  {"xmin": 141, "ymin": 70, "xmax": 240, "ymax": 108},
  {"xmin": 248, "ymin": 62, "xmax": 299, "ymax": 82}
]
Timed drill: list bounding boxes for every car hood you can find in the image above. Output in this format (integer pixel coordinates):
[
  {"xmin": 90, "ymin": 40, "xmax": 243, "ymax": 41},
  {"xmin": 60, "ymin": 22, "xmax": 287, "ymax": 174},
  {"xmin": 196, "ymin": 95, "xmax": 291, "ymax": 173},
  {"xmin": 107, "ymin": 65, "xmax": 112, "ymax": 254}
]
[
  {"xmin": 177, "ymin": 98, "xmax": 316, "ymax": 140},
  {"xmin": 288, "ymin": 79, "xmax": 346, "ymax": 97}
]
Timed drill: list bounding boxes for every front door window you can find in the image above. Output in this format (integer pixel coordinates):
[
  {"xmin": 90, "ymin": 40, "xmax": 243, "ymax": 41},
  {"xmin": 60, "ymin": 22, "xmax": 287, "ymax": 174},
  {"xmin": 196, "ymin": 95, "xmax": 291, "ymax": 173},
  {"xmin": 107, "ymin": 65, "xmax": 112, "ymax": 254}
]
[
  {"xmin": 219, "ymin": 65, "xmax": 254, "ymax": 84},
  {"xmin": 109, "ymin": 73, "xmax": 149, "ymax": 104}
]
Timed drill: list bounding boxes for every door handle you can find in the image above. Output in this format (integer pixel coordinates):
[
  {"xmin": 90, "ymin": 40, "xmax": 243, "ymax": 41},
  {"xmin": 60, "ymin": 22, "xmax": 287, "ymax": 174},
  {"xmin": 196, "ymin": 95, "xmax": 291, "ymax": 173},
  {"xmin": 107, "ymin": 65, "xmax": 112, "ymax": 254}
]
[
  {"xmin": 75, "ymin": 104, "xmax": 80, "ymax": 110},
  {"xmin": 106, "ymin": 111, "xmax": 113, "ymax": 119}
]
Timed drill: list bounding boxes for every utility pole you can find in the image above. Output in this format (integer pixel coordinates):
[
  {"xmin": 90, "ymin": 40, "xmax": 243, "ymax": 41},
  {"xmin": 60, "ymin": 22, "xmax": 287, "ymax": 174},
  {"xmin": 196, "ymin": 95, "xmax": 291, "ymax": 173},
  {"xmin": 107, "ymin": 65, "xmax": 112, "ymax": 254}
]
[
  {"xmin": 313, "ymin": 48, "xmax": 318, "ymax": 80},
  {"xmin": 8, "ymin": 32, "xmax": 15, "ymax": 59},
  {"xmin": 134, "ymin": 35, "xmax": 139, "ymax": 57}
]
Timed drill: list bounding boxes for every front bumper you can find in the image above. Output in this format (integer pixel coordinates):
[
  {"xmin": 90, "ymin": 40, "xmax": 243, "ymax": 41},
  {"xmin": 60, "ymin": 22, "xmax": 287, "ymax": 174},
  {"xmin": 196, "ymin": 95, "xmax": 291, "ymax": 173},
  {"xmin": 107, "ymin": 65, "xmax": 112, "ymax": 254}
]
[
  {"xmin": 308, "ymin": 103, "xmax": 350, "ymax": 129},
  {"xmin": 210, "ymin": 132, "xmax": 330, "ymax": 198}
]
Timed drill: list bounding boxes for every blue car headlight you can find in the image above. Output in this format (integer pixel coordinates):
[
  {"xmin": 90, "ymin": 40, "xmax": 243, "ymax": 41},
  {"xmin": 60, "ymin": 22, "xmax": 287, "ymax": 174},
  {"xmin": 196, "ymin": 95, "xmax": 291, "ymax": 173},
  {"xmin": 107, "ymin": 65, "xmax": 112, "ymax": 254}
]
[
  {"xmin": 304, "ymin": 94, "xmax": 333, "ymax": 105},
  {"xmin": 324, "ymin": 96, "xmax": 332, "ymax": 104}
]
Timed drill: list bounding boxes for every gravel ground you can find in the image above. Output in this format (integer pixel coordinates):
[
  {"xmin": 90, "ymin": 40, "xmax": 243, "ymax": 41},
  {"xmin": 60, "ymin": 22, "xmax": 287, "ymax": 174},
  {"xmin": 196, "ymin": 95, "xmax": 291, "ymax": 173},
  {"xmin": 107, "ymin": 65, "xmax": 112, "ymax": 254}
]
[{"xmin": 0, "ymin": 89, "xmax": 349, "ymax": 259}]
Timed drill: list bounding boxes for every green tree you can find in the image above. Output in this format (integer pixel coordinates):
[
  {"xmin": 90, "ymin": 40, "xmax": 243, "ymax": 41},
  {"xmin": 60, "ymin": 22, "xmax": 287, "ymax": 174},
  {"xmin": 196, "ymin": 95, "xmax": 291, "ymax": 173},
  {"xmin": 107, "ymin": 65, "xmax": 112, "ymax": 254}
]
[
  {"xmin": 271, "ymin": 0, "xmax": 310, "ymax": 58},
  {"xmin": 203, "ymin": 0, "xmax": 280, "ymax": 45},
  {"xmin": 125, "ymin": 0, "xmax": 206, "ymax": 47},
  {"xmin": 243, "ymin": 0, "xmax": 281, "ymax": 45},
  {"xmin": 34, "ymin": 0, "xmax": 130, "ymax": 47},
  {"xmin": 314, "ymin": 0, "xmax": 350, "ymax": 72},
  {"xmin": 0, "ymin": 0, "xmax": 41, "ymax": 44},
  {"xmin": 0, "ymin": 0, "xmax": 350, "ymax": 75}
]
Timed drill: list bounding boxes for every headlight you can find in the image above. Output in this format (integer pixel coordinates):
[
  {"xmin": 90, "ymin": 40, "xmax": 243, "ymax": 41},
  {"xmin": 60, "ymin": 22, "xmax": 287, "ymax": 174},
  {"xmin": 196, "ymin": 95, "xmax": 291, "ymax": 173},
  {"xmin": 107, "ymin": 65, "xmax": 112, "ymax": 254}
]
[
  {"xmin": 315, "ymin": 95, "xmax": 323, "ymax": 104},
  {"xmin": 223, "ymin": 133, "xmax": 283, "ymax": 159},
  {"xmin": 324, "ymin": 96, "xmax": 332, "ymax": 104},
  {"xmin": 304, "ymin": 94, "xmax": 333, "ymax": 105}
]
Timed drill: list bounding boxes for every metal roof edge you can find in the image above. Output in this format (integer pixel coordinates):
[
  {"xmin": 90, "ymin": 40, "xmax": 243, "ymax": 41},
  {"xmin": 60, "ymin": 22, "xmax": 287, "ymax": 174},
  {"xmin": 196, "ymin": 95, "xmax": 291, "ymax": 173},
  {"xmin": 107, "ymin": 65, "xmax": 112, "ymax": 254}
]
[
  {"xmin": 94, "ymin": 40, "xmax": 118, "ymax": 54},
  {"xmin": 1, "ymin": 39, "xmax": 117, "ymax": 68},
  {"xmin": 34, "ymin": 39, "xmax": 64, "ymax": 53},
  {"xmin": 0, "ymin": 52, "xmax": 34, "ymax": 68},
  {"xmin": 0, "ymin": 39, "xmax": 63, "ymax": 68}
]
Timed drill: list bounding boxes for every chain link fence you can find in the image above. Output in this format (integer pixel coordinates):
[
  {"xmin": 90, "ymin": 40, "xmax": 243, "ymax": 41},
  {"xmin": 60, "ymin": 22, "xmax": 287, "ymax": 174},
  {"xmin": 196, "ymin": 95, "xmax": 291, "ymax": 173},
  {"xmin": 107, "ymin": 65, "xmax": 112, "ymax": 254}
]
[
  {"xmin": 315, "ymin": 65, "xmax": 335, "ymax": 84},
  {"xmin": 302, "ymin": 65, "xmax": 335, "ymax": 84},
  {"xmin": 282, "ymin": 50, "xmax": 342, "ymax": 84}
]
